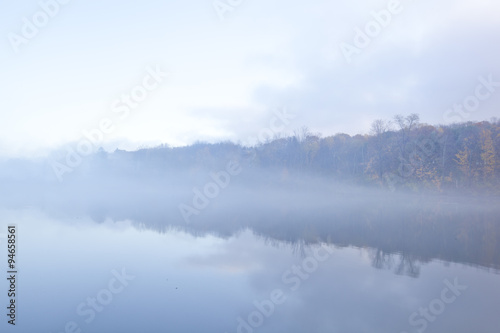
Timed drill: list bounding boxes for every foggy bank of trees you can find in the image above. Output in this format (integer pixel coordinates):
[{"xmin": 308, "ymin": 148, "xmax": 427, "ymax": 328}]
[
  {"xmin": 1, "ymin": 114, "xmax": 499, "ymax": 194},
  {"xmin": 86, "ymin": 114, "xmax": 498, "ymax": 193}
]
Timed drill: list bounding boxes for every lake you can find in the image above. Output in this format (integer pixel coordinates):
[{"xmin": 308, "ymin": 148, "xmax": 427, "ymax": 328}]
[{"xmin": 1, "ymin": 186, "xmax": 499, "ymax": 333}]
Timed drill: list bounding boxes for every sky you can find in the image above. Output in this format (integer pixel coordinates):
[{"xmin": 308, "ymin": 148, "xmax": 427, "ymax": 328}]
[{"xmin": 1, "ymin": 0, "xmax": 499, "ymax": 158}]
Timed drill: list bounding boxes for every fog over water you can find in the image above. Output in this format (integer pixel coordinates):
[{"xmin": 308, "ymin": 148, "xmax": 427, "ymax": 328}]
[
  {"xmin": 1, "ymin": 147, "xmax": 500, "ymax": 333},
  {"xmin": 2, "ymin": 153, "xmax": 500, "ymax": 271}
]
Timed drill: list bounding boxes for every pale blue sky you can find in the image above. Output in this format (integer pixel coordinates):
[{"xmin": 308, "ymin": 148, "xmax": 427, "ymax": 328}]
[{"xmin": 1, "ymin": 0, "xmax": 499, "ymax": 157}]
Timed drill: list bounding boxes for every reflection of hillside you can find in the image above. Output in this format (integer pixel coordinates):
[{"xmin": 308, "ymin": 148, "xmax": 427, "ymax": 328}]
[
  {"xmin": 34, "ymin": 182, "xmax": 500, "ymax": 276},
  {"xmin": 209, "ymin": 194, "xmax": 500, "ymax": 276},
  {"xmin": 1, "ymin": 165, "xmax": 499, "ymax": 276}
]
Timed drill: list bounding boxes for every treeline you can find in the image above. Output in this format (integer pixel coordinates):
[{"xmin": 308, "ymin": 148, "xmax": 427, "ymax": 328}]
[
  {"xmin": 247, "ymin": 114, "xmax": 499, "ymax": 192},
  {"xmin": 42, "ymin": 114, "xmax": 499, "ymax": 193}
]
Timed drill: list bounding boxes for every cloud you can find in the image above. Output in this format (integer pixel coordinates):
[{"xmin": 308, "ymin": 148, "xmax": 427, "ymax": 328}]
[{"xmin": 0, "ymin": 0, "xmax": 499, "ymax": 156}]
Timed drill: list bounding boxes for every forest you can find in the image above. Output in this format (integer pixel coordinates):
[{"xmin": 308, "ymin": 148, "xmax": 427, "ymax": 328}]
[
  {"xmin": 80, "ymin": 114, "xmax": 497, "ymax": 194},
  {"xmin": 1, "ymin": 114, "xmax": 498, "ymax": 194}
]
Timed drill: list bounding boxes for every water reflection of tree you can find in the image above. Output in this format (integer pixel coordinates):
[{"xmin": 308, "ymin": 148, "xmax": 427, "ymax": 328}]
[
  {"xmin": 395, "ymin": 253, "xmax": 421, "ymax": 278},
  {"xmin": 371, "ymin": 249, "xmax": 394, "ymax": 270},
  {"xmin": 370, "ymin": 249, "xmax": 421, "ymax": 278}
]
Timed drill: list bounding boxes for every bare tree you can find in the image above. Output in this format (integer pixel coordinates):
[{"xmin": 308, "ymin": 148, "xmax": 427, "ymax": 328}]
[
  {"xmin": 370, "ymin": 119, "xmax": 391, "ymax": 136},
  {"xmin": 293, "ymin": 126, "xmax": 310, "ymax": 143},
  {"xmin": 393, "ymin": 114, "xmax": 420, "ymax": 159},
  {"xmin": 393, "ymin": 113, "xmax": 419, "ymax": 132}
]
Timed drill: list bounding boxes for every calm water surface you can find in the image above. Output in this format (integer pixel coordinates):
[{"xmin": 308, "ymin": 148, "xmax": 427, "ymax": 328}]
[{"xmin": 1, "ymin": 193, "xmax": 499, "ymax": 333}]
